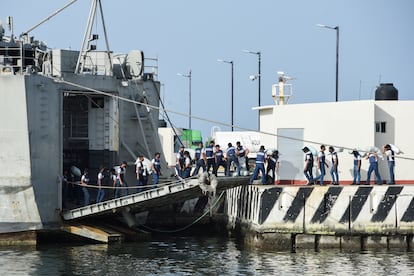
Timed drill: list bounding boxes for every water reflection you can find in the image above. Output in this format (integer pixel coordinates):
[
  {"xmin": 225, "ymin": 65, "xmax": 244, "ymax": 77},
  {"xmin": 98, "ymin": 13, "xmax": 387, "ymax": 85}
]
[{"xmin": 0, "ymin": 235, "xmax": 414, "ymax": 275}]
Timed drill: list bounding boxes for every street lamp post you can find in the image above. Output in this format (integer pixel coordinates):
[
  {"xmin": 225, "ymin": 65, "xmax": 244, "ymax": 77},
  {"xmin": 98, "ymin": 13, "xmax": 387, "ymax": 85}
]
[
  {"xmin": 217, "ymin": 59, "xmax": 234, "ymax": 131},
  {"xmin": 177, "ymin": 70, "xmax": 192, "ymax": 129},
  {"xmin": 243, "ymin": 49, "xmax": 261, "ymax": 130},
  {"xmin": 317, "ymin": 24, "xmax": 339, "ymax": 102}
]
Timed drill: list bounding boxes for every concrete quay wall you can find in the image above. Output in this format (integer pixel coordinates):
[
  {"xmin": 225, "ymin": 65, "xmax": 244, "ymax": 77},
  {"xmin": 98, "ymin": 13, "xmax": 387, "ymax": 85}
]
[{"xmin": 224, "ymin": 185, "xmax": 414, "ymax": 251}]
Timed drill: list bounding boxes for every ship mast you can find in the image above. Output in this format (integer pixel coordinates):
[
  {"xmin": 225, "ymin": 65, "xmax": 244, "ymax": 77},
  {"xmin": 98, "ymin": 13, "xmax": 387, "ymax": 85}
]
[{"xmin": 75, "ymin": 0, "xmax": 113, "ymax": 75}]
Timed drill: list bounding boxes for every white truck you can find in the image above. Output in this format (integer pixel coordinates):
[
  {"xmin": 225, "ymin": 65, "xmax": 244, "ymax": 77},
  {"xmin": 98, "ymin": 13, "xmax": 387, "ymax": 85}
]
[{"xmin": 212, "ymin": 131, "xmax": 262, "ymax": 160}]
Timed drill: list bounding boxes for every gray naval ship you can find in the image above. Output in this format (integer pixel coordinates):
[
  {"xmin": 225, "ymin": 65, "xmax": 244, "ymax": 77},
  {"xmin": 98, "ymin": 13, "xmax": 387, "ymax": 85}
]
[{"xmin": 0, "ymin": 1, "xmax": 168, "ymax": 237}]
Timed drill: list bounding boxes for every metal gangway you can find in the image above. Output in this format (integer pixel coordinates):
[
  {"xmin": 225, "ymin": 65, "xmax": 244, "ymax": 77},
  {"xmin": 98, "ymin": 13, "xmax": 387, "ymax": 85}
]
[{"xmin": 62, "ymin": 175, "xmax": 249, "ymax": 221}]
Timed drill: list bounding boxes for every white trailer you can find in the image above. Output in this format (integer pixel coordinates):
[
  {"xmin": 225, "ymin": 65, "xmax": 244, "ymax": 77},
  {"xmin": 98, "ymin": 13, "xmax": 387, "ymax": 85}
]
[{"xmin": 212, "ymin": 131, "xmax": 263, "ymax": 159}]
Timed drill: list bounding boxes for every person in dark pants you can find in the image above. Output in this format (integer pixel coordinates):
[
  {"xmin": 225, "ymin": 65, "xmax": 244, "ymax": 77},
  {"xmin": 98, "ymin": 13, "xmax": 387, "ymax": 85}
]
[
  {"xmin": 192, "ymin": 142, "xmax": 206, "ymax": 176},
  {"xmin": 214, "ymin": 144, "xmax": 227, "ymax": 176},
  {"xmin": 61, "ymin": 170, "xmax": 69, "ymax": 209},
  {"xmin": 151, "ymin": 153, "xmax": 161, "ymax": 188},
  {"xmin": 226, "ymin": 143, "xmax": 240, "ymax": 176},
  {"xmin": 352, "ymin": 150, "xmax": 361, "ymax": 185},
  {"xmin": 110, "ymin": 168, "xmax": 117, "ymax": 198},
  {"xmin": 383, "ymin": 144, "xmax": 395, "ymax": 184},
  {"xmin": 175, "ymin": 146, "xmax": 185, "ymax": 178},
  {"xmin": 236, "ymin": 141, "xmax": 249, "ymax": 172},
  {"xmin": 366, "ymin": 151, "xmax": 382, "ymax": 185},
  {"xmin": 266, "ymin": 150, "xmax": 279, "ymax": 185},
  {"xmin": 96, "ymin": 165, "xmax": 105, "ymax": 203},
  {"xmin": 115, "ymin": 161, "xmax": 128, "ymax": 198},
  {"xmin": 313, "ymin": 145, "xmax": 328, "ymax": 185},
  {"xmin": 205, "ymin": 141, "xmax": 216, "ymax": 174},
  {"xmin": 302, "ymin": 147, "xmax": 314, "ymax": 185},
  {"xmin": 80, "ymin": 168, "xmax": 90, "ymax": 206},
  {"xmin": 329, "ymin": 146, "xmax": 339, "ymax": 185},
  {"xmin": 250, "ymin": 145, "xmax": 266, "ymax": 184},
  {"xmin": 135, "ymin": 155, "xmax": 148, "ymax": 192},
  {"xmin": 182, "ymin": 151, "xmax": 192, "ymax": 178}
]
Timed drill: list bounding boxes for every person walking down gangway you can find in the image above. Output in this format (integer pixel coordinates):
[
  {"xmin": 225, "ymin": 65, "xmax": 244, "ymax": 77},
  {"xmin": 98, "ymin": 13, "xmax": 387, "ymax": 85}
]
[
  {"xmin": 182, "ymin": 151, "xmax": 192, "ymax": 178},
  {"xmin": 226, "ymin": 143, "xmax": 240, "ymax": 176},
  {"xmin": 151, "ymin": 152, "xmax": 162, "ymax": 188},
  {"xmin": 80, "ymin": 168, "xmax": 90, "ymax": 206},
  {"xmin": 110, "ymin": 168, "xmax": 117, "ymax": 199},
  {"xmin": 96, "ymin": 165, "xmax": 105, "ymax": 203},
  {"xmin": 214, "ymin": 144, "xmax": 227, "ymax": 176},
  {"xmin": 175, "ymin": 146, "xmax": 185, "ymax": 178},
  {"xmin": 115, "ymin": 161, "xmax": 128, "ymax": 198},
  {"xmin": 192, "ymin": 142, "xmax": 206, "ymax": 176},
  {"xmin": 205, "ymin": 141, "xmax": 216, "ymax": 174},
  {"xmin": 136, "ymin": 155, "xmax": 148, "ymax": 192},
  {"xmin": 250, "ymin": 145, "xmax": 266, "ymax": 185}
]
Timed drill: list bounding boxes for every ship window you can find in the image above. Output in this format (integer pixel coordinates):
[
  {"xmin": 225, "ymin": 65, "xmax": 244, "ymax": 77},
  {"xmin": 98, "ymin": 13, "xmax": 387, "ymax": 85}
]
[
  {"xmin": 91, "ymin": 97, "xmax": 104, "ymax": 108},
  {"xmin": 375, "ymin": 121, "xmax": 386, "ymax": 133}
]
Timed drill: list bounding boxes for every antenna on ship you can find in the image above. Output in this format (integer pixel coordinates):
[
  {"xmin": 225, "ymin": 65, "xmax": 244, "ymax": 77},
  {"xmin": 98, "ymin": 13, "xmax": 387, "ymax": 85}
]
[
  {"xmin": 20, "ymin": 0, "xmax": 78, "ymax": 40},
  {"xmin": 272, "ymin": 71, "xmax": 294, "ymax": 105},
  {"xmin": 75, "ymin": 0, "xmax": 113, "ymax": 75}
]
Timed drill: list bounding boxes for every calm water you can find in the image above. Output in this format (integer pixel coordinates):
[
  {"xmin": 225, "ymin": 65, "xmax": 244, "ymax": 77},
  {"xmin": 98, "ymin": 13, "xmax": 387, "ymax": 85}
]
[{"xmin": 1, "ymin": 234, "xmax": 414, "ymax": 275}]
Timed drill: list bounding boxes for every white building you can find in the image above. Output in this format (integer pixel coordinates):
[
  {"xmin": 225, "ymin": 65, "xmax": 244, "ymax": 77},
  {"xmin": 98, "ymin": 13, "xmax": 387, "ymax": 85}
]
[{"xmin": 257, "ymin": 99, "xmax": 414, "ymax": 184}]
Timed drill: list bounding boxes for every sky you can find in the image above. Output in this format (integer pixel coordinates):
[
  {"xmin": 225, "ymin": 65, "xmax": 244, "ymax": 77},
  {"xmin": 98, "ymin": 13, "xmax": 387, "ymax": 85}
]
[{"xmin": 3, "ymin": 0, "xmax": 414, "ymax": 140}]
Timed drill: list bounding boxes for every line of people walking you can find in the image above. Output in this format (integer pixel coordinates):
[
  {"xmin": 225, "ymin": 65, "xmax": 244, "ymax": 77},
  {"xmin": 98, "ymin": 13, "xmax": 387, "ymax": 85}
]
[
  {"xmin": 303, "ymin": 144, "xmax": 395, "ymax": 186},
  {"xmin": 174, "ymin": 141, "xmax": 279, "ymax": 185}
]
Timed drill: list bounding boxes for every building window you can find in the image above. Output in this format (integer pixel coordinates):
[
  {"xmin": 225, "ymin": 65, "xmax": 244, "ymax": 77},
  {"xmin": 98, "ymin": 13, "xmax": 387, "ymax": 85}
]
[{"xmin": 375, "ymin": 121, "xmax": 386, "ymax": 133}]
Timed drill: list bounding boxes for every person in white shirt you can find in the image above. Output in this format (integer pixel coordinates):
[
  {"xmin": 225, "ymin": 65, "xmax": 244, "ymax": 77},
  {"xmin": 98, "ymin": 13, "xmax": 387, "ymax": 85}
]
[
  {"xmin": 80, "ymin": 168, "xmax": 90, "ymax": 206},
  {"xmin": 351, "ymin": 150, "xmax": 361, "ymax": 185},
  {"xmin": 383, "ymin": 144, "xmax": 395, "ymax": 184},
  {"xmin": 329, "ymin": 146, "xmax": 339, "ymax": 185},
  {"xmin": 96, "ymin": 165, "xmax": 105, "ymax": 203}
]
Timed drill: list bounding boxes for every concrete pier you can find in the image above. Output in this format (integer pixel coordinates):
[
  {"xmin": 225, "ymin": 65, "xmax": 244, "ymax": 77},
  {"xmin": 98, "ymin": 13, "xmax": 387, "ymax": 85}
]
[{"xmin": 224, "ymin": 184, "xmax": 414, "ymax": 250}]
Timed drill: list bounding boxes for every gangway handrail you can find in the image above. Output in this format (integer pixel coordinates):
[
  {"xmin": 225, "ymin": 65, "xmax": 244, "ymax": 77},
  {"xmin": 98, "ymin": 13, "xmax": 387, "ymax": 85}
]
[
  {"xmin": 61, "ymin": 175, "xmax": 250, "ymax": 221},
  {"xmin": 62, "ymin": 177, "xmax": 200, "ymax": 221}
]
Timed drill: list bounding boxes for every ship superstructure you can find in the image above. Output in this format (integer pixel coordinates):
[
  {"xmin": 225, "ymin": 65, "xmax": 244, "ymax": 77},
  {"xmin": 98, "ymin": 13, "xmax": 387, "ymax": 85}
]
[{"xmin": 0, "ymin": 1, "xmax": 166, "ymax": 234}]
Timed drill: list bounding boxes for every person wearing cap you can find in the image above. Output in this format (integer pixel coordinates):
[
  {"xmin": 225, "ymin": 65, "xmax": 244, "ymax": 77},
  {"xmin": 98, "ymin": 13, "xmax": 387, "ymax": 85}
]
[
  {"xmin": 205, "ymin": 140, "xmax": 216, "ymax": 174},
  {"xmin": 383, "ymin": 144, "xmax": 395, "ymax": 184},
  {"xmin": 366, "ymin": 150, "xmax": 382, "ymax": 185},
  {"xmin": 302, "ymin": 146, "xmax": 314, "ymax": 185},
  {"xmin": 351, "ymin": 150, "xmax": 361, "ymax": 185},
  {"xmin": 250, "ymin": 145, "xmax": 266, "ymax": 184},
  {"xmin": 329, "ymin": 146, "xmax": 339, "ymax": 185},
  {"xmin": 175, "ymin": 146, "xmax": 185, "ymax": 178},
  {"xmin": 226, "ymin": 142, "xmax": 240, "ymax": 176},
  {"xmin": 192, "ymin": 142, "xmax": 206, "ymax": 176},
  {"xmin": 214, "ymin": 144, "xmax": 227, "ymax": 176},
  {"xmin": 313, "ymin": 145, "xmax": 328, "ymax": 185}
]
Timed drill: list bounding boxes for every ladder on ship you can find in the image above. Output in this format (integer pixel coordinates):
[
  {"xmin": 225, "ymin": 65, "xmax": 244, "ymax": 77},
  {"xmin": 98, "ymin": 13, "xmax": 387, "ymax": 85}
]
[{"xmin": 131, "ymin": 80, "xmax": 167, "ymax": 168}]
